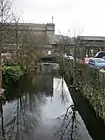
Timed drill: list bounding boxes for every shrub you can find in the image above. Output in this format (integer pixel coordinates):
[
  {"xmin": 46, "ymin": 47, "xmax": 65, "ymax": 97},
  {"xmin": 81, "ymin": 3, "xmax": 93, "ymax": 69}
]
[{"xmin": 3, "ymin": 65, "xmax": 24, "ymax": 88}]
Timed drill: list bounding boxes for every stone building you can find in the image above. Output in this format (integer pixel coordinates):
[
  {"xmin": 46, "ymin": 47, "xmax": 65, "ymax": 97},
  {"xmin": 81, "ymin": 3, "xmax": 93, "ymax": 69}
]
[{"xmin": 1, "ymin": 23, "xmax": 55, "ymax": 56}]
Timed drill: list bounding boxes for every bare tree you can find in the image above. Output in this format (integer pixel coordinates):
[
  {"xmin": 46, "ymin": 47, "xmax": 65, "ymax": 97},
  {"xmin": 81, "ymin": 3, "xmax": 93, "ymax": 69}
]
[
  {"xmin": 13, "ymin": 25, "xmax": 47, "ymax": 71},
  {"xmin": 0, "ymin": 0, "xmax": 14, "ymax": 94},
  {"xmin": 57, "ymin": 28, "xmax": 83, "ymax": 87},
  {"xmin": 0, "ymin": 1, "xmax": 16, "ymax": 140}
]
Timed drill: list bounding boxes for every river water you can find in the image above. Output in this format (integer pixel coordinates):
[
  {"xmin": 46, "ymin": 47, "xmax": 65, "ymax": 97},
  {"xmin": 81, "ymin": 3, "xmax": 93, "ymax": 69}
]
[{"xmin": 0, "ymin": 63, "xmax": 92, "ymax": 140}]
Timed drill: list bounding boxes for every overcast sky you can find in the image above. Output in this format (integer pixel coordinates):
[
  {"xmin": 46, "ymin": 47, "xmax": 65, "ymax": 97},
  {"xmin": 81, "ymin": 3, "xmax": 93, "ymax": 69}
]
[{"xmin": 12, "ymin": 0, "xmax": 105, "ymax": 36}]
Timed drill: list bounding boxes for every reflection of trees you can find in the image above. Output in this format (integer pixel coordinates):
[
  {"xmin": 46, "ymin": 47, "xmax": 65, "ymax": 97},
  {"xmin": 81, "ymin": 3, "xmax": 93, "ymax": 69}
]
[
  {"xmin": 0, "ymin": 98, "xmax": 5, "ymax": 140},
  {"xmin": 0, "ymin": 73, "xmax": 52, "ymax": 139},
  {"xmin": 61, "ymin": 78, "xmax": 64, "ymax": 103},
  {"xmin": 5, "ymin": 73, "xmax": 53, "ymax": 102},
  {"xmin": 32, "ymin": 74, "xmax": 53, "ymax": 97},
  {"xmin": 55, "ymin": 105, "xmax": 79, "ymax": 140},
  {"xmin": 18, "ymin": 73, "xmax": 53, "ymax": 97},
  {"xmin": 59, "ymin": 78, "xmax": 69, "ymax": 104},
  {"xmin": 0, "ymin": 73, "xmax": 58, "ymax": 139},
  {"xmin": 0, "ymin": 93, "xmax": 40, "ymax": 140}
]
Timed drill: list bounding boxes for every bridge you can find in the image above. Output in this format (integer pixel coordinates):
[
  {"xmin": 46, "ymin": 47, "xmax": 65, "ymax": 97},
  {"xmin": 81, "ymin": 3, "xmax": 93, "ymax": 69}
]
[{"xmin": 39, "ymin": 55, "xmax": 57, "ymax": 63}]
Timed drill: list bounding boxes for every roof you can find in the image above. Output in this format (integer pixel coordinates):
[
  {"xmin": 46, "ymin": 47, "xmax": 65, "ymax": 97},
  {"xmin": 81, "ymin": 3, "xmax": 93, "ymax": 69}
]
[
  {"xmin": 1, "ymin": 22, "xmax": 54, "ymax": 26},
  {"xmin": 49, "ymin": 35, "xmax": 105, "ymax": 45},
  {"xmin": 79, "ymin": 36, "xmax": 105, "ymax": 41},
  {"xmin": 0, "ymin": 23, "xmax": 55, "ymax": 32}
]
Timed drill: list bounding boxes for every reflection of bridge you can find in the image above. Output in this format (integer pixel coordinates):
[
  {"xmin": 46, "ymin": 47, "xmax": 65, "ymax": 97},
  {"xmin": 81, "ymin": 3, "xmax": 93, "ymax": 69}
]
[{"xmin": 39, "ymin": 56, "xmax": 60, "ymax": 74}]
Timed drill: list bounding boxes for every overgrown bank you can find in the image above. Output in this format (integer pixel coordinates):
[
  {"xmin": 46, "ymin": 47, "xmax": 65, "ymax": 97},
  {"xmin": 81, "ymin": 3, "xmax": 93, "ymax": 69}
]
[
  {"xmin": 2, "ymin": 60, "xmax": 38, "ymax": 90},
  {"xmin": 60, "ymin": 59, "xmax": 105, "ymax": 124}
]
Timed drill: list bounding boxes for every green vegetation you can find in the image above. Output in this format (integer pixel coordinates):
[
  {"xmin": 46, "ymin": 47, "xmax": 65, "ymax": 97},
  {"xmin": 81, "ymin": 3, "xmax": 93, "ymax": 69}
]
[
  {"xmin": 61, "ymin": 59, "xmax": 105, "ymax": 123},
  {"xmin": 2, "ymin": 54, "xmax": 38, "ymax": 89},
  {"xmin": 3, "ymin": 65, "xmax": 24, "ymax": 89}
]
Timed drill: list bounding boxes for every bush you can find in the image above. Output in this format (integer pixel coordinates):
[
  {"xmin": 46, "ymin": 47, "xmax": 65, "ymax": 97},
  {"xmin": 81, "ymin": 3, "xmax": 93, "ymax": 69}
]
[{"xmin": 3, "ymin": 65, "xmax": 24, "ymax": 88}]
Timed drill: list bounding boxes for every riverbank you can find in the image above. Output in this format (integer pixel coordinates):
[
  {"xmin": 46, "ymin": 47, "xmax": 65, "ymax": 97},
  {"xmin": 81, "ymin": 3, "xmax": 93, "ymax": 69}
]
[
  {"xmin": 64, "ymin": 69, "xmax": 105, "ymax": 140},
  {"xmin": 0, "ymin": 71, "xmax": 92, "ymax": 140},
  {"xmin": 60, "ymin": 58, "xmax": 105, "ymax": 123}
]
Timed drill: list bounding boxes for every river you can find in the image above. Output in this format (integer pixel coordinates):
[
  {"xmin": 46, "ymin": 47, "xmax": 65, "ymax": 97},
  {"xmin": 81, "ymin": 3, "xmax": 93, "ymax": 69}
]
[{"xmin": 0, "ymin": 63, "xmax": 92, "ymax": 140}]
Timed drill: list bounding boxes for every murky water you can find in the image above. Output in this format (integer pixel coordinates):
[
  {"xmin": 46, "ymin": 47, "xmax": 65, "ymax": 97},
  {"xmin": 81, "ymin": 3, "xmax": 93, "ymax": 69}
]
[{"xmin": 0, "ymin": 63, "xmax": 92, "ymax": 140}]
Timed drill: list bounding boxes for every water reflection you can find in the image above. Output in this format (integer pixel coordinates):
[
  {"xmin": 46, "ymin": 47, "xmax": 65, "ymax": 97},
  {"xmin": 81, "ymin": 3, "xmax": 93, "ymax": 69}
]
[
  {"xmin": 54, "ymin": 105, "xmax": 78, "ymax": 140},
  {"xmin": 0, "ymin": 98, "xmax": 5, "ymax": 140},
  {"xmin": 0, "ymin": 63, "xmax": 92, "ymax": 140}
]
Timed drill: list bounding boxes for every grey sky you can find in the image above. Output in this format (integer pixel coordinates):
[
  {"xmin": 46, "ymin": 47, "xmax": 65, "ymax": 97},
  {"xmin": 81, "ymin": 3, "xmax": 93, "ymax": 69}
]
[{"xmin": 12, "ymin": 0, "xmax": 105, "ymax": 36}]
